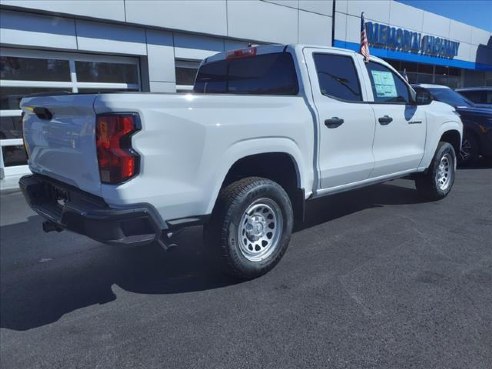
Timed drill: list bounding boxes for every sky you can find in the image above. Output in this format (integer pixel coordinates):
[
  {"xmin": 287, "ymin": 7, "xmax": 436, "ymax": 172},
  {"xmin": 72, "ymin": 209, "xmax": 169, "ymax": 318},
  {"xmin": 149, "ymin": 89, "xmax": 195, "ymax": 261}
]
[{"xmin": 396, "ymin": 0, "xmax": 492, "ymax": 32}]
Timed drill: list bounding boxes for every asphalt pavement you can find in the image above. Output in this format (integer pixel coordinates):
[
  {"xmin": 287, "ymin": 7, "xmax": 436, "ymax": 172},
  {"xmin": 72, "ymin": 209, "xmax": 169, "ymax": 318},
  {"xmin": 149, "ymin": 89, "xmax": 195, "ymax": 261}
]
[{"xmin": 1, "ymin": 165, "xmax": 491, "ymax": 369}]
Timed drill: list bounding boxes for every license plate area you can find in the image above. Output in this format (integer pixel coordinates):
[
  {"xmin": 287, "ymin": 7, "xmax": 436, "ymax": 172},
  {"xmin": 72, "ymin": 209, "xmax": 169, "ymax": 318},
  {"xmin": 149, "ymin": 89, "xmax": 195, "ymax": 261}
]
[{"xmin": 44, "ymin": 182, "xmax": 71, "ymax": 209}]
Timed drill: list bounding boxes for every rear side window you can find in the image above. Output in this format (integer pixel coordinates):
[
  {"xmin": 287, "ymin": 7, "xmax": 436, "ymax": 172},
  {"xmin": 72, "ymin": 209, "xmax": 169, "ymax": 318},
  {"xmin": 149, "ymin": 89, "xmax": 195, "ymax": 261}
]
[
  {"xmin": 193, "ymin": 52, "xmax": 299, "ymax": 95},
  {"xmin": 366, "ymin": 61, "xmax": 410, "ymax": 103},
  {"xmin": 313, "ymin": 53, "xmax": 362, "ymax": 102}
]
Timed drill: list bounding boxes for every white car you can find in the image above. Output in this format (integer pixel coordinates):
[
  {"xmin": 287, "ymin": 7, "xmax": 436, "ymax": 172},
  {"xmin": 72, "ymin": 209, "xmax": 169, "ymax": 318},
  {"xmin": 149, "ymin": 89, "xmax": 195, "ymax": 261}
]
[{"xmin": 19, "ymin": 45, "xmax": 462, "ymax": 279}]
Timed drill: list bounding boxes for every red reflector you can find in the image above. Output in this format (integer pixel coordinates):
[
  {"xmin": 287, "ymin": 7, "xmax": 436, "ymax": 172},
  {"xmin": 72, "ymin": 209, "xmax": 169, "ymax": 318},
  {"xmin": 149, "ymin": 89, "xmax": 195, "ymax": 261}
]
[
  {"xmin": 96, "ymin": 114, "xmax": 140, "ymax": 184},
  {"xmin": 226, "ymin": 47, "xmax": 257, "ymax": 59}
]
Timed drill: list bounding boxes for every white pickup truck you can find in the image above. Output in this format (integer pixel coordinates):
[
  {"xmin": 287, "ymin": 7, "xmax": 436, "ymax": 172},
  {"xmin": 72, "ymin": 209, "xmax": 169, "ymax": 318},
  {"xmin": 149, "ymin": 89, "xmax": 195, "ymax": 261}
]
[{"xmin": 20, "ymin": 45, "xmax": 462, "ymax": 279}]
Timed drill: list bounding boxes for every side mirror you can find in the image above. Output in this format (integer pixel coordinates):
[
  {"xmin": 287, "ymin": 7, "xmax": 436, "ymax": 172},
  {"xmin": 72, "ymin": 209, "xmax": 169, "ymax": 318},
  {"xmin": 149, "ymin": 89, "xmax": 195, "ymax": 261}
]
[{"xmin": 415, "ymin": 89, "xmax": 433, "ymax": 105}]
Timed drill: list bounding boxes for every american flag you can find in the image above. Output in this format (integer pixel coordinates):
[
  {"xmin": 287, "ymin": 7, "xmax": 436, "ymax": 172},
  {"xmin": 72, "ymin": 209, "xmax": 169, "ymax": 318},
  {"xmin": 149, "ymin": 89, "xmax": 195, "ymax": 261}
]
[{"xmin": 360, "ymin": 12, "xmax": 370, "ymax": 63}]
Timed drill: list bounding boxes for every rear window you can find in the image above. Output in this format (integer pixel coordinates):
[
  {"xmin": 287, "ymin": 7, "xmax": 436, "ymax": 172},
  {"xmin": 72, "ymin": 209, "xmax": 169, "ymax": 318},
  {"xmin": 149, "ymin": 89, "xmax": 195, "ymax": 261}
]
[{"xmin": 193, "ymin": 52, "xmax": 299, "ymax": 95}]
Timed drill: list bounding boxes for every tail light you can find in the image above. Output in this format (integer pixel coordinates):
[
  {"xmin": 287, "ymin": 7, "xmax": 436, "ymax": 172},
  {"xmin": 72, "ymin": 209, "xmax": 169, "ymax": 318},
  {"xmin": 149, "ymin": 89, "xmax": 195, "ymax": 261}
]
[
  {"xmin": 96, "ymin": 114, "xmax": 140, "ymax": 184},
  {"xmin": 226, "ymin": 47, "xmax": 257, "ymax": 59}
]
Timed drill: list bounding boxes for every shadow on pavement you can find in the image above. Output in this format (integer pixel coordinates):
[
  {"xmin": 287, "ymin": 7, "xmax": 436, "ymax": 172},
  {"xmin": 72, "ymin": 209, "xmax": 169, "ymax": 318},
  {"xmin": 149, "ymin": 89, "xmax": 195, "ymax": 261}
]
[
  {"xmin": 299, "ymin": 181, "xmax": 426, "ymax": 231},
  {"xmin": 1, "ymin": 181, "xmax": 426, "ymax": 331},
  {"xmin": 458, "ymin": 157, "xmax": 492, "ymax": 170},
  {"xmin": 0, "ymin": 221, "xmax": 238, "ymax": 331}
]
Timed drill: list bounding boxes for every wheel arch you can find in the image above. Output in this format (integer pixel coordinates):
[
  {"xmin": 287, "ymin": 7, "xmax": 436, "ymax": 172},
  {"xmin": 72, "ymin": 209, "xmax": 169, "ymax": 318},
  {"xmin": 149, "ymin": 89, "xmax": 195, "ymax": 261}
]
[
  {"xmin": 204, "ymin": 139, "xmax": 309, "ymax": 223},
  {"xmin": 419, "ymin": 120, "xmax": 463, "ymax": 170},
  {"xmin": 440, "ymin": 129, "xmax": 462, "ymax": 155}
]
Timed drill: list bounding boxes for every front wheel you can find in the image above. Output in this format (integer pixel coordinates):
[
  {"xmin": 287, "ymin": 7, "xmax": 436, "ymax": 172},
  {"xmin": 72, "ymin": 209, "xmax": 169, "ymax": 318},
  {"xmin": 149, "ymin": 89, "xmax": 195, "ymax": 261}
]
[
  {"xmin": 415, "ymin": 142, "xmax": 456, "ymax": 201},
  {"xmin": 458, "ymin": 133, "xmax": 479, "ymax": 166},
  {"xmin": 205, "ymin": 177, "xmax": 294, "ymax": 280}
]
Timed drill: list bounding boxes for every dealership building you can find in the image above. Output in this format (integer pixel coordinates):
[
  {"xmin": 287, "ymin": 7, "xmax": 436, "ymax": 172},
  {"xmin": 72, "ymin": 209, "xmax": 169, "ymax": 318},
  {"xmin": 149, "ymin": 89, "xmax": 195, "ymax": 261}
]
[{"xmin": 1, "ymin": 0, "xmax": 491, "ymax": 187}]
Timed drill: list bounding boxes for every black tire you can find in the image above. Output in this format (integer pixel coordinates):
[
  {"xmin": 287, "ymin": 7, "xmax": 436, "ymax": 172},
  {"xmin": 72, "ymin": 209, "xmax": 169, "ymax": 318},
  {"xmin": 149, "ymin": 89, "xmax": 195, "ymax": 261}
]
[
  {"xmin": 458, "ymin": 133, "xmax": 479, "ymax": 166},
  {"xmin": 415, "ymin": 142, "xmax": 456, "ymax": 201},
  {"xmin": 205, "ymin": 177, "xmax": 294, "ymax": 280}
]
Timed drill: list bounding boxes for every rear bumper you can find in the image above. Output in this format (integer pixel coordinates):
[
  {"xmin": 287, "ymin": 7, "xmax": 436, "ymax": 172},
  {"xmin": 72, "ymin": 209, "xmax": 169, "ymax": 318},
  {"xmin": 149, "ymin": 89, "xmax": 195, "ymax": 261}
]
[{"xmin": 19, "ymin": 174, "xmax": 167, "ymax": 247}]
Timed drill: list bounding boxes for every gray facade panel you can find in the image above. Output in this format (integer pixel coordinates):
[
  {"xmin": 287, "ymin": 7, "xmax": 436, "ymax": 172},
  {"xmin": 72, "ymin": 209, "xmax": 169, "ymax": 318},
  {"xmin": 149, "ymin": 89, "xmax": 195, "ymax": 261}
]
[
  {"xmin": 346, "ymin": 0, "xmax": 391, "ymax": 24},
  {"xmin": 174, "ymin": 33, "xmax": 225, "ymax": 60},
  {"xmin": 388, "ymin": 1, "xmax": 424, "ymax": 33},
  {"xmin": 335, "ymin": 0, "xmax": 348, "ymax": 14},
  {"xmin": 333, "ymin": 11, "xmax": 347, "ymax": 42},
  {"xmin": 344, "ymin": 14, "xmax": 361, "ymax": 44},
  {"xmin": 298, "ymin": 11, "xmax": 332, "ymax": 46},
  {"xmin": 76, "ymin": 20, "xmax": 147, "ymax": 55},
  {"xmin": 471, "ymin": 28, "xmax": 491, "ymax": 46},
  {"xmin": 0, "ymin": 0, "xmax": 126, "ymax": 22},
  {"xmin": 149, "ymin": 81, "xmax": 176, "ymax": 93},
  {"xmin": 0, "ymin": 10, "xmax": 77, "ymax": 50},
  {"xmin": 299, "ymin": 0, "xmax": 334, "ymax": 16},
  {"xmin": 224, "ymin": 39, "xmax": 251, "ymax": 51},
  {"xmin": 125, "ymin": 0, "xmax": 228, "ymax": 37},
  {"xmin": 263, "ymin": 0, "xmax": 298, "ymax": 9},
  {"xmin": 146, "ymin": 30, "xmax": 175, "ymax": 83},
  {"xmin": 449, "ymin": 20, "xmax": 473, "ymax": 44},
  {"xmin": 227, "ymin": 0, "xmax": 298, "ymax": 43},
  {"xmin": 422, "ymin": 11, "xmax": 451, "ymax": 37},
  {"xmin": 456, "ymin": 42, "xmax": 473, "ymax": 62}
]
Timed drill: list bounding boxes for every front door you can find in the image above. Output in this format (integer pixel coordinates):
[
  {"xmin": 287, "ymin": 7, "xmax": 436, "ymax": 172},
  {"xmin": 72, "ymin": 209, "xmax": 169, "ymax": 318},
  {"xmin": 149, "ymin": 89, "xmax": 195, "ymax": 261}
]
[{"xmin": 363, "ymin": 61, "xmax": 427, "ymax": 177}]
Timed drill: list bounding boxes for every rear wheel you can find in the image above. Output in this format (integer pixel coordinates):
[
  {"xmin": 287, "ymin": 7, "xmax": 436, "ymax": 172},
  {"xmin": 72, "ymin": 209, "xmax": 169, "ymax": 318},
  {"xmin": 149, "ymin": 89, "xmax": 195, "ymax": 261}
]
[
  {"xmin": 415, "ymin": 142, "xmax": 456, "ymax": 201},
  {"xmin": 205, "ymin": 177, "xmax": 294, "ymax": 280}
]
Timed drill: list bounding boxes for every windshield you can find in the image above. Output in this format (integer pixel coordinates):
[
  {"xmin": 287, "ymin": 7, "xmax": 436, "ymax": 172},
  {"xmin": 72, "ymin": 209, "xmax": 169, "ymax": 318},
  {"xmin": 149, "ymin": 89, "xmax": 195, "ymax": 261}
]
[{"xmin": 428, "ymin": 87, "xmax": 475, "ymax": 108}]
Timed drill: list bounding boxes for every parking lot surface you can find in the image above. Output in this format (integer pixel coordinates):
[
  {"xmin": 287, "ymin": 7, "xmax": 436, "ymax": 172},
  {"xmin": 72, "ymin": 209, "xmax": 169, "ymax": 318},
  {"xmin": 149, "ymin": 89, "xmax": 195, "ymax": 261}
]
[{"xmin": 1, "ymin": 166, "xmax": 491, "ymax": 369}]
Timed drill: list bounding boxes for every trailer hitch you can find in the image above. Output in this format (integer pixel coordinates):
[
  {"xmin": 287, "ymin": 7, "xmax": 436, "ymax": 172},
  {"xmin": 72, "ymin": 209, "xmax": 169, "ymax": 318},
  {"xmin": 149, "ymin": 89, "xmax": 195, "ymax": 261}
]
[{"xmin": 156, "ymin": 230, "xmax": 182, "ymax": 251}]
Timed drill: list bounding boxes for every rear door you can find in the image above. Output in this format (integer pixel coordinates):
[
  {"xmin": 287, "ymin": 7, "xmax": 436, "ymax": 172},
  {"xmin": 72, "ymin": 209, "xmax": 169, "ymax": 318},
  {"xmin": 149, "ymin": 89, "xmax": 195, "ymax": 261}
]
[
  {"xmin": 21, "ymin": 94, "xmax": 101, "ymax": 195},
  {"xmin": 303, "ymin": 49, "xmax": 376, "ymax": 189},
  {"xmin": 363, "ymin": 61, "xmax": 426, "ymax": 177}
]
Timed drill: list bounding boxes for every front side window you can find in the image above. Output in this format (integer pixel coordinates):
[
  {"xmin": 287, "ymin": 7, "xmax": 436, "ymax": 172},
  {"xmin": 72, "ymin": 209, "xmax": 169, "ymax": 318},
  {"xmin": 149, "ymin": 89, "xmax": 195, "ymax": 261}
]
[
  {"xmin": 194, "ymin": 52, "xmax": 299, "ymax": 95},
  {"xmin": 313, "ymin": 53, "xmax": 362, "ymax": 102},
  {"xmin": 366, "ymin": 62, "xmax": 410, "ymax": 104}
]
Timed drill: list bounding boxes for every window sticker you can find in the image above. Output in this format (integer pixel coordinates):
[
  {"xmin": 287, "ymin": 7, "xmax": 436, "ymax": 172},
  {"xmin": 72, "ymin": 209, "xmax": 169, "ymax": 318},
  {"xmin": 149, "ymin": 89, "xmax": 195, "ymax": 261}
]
[{"xmin": 371, "ymin": 70, "xmax": 397, "ymax": 98}]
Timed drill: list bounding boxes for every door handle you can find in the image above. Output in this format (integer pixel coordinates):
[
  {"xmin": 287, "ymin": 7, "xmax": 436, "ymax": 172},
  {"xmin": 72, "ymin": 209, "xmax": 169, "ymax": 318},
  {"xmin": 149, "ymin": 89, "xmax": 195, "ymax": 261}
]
[
  {"xmin": 378, "ymin": 115, "xmax": 393, "ymax": 125},
  {"xmin": 324, "ymin": 117, "xmax": 344, "ymax": 128}
]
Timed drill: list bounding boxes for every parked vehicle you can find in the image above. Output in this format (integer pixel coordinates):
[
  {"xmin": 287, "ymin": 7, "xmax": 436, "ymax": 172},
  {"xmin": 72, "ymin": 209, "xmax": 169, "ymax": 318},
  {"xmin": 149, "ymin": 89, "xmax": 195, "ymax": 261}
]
[
  {"xmin": 19, "ymin": 45, "xmax": 462, "ymax": 279},
  {"xmin": 413, "ymin": 84, "xmax": 492, "ymax": 165},
  {"xmin": 456, "ymin": 87, "xmax": 492, "ymax": 109}
]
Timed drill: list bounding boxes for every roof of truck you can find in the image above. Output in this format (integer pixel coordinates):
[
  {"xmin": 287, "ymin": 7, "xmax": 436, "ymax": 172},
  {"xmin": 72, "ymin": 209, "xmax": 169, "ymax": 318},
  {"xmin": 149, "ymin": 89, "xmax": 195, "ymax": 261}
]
[{"xmin": 203, "ymin": 44, "xmax": 387, "ymax": 65}]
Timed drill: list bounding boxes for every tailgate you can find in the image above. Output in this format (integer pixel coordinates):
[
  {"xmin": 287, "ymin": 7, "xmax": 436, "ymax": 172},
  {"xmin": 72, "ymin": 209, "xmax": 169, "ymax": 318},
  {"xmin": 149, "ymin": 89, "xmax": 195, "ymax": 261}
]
[{"xmin": 21, "ymin": 94, "xmax": 101, "ymax": 196}]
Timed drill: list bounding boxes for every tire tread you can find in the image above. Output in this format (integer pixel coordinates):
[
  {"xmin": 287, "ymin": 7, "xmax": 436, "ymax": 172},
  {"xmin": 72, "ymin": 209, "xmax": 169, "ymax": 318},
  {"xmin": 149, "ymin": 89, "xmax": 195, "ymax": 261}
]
[{"xmin": 206, "ymin": 177, "xmax": 293, "ymax": 280}]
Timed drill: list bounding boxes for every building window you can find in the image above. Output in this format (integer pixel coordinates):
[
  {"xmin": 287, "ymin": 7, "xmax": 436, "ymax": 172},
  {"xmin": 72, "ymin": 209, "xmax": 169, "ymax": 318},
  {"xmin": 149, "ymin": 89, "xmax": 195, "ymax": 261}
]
[
  {"xmin": 175, "ymin": 59, "xmax": 200, "ymax": 92},
  {"xmin": 0, "ymin": 48, "xmax": 141, "ymax": 178}
]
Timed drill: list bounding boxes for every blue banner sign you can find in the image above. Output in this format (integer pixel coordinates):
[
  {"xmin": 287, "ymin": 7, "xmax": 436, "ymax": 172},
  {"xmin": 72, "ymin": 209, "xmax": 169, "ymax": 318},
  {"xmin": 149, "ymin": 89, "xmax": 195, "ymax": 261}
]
[{"xmin": 366, "ymin": 22, "xmax": 460, "ymax": 59}]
